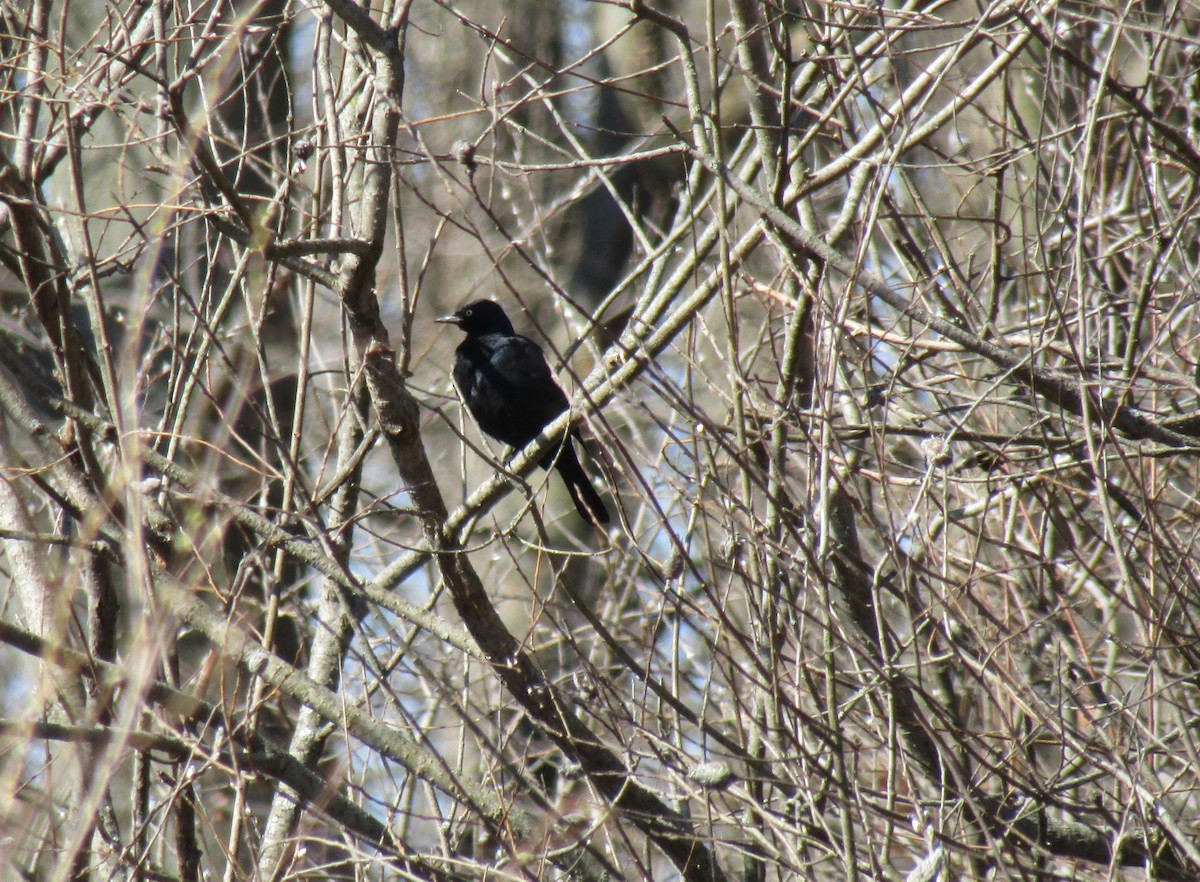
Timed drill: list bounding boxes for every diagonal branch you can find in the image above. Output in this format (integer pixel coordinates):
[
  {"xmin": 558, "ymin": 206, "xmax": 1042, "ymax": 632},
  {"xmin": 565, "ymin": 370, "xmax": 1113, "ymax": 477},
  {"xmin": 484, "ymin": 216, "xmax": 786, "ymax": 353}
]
[{"xmin": 683, "ymin": 142, "xmax": 1200, "ymax": 451}]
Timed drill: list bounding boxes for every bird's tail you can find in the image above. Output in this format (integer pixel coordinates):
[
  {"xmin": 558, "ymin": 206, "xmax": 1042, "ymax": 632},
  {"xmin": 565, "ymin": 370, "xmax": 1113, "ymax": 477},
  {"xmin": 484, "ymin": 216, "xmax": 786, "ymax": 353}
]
[{"xmin": 553, "ymin": 444, "xmax": 611, "ymax": 526}]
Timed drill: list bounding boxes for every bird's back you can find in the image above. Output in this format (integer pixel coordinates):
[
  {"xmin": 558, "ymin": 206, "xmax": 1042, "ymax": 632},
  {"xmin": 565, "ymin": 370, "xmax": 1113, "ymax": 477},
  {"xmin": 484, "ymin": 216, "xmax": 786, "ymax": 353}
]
[{"xmin": 453, "ymin": 331, "xmax": 569, "ymax": 450}]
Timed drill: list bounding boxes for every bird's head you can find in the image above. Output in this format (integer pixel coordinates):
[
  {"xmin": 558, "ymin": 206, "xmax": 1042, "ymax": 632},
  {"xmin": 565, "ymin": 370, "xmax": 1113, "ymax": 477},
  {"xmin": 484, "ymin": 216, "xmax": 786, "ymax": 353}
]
[{"xmin": 436, "ymin": 299, "xmax": 516, "ymax": 335}]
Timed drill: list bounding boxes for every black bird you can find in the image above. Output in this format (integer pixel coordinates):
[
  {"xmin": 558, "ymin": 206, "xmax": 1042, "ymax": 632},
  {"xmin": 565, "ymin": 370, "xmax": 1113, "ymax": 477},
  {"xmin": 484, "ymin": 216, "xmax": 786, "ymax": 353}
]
[{"xmin": 437, "ymin": 299, "xmax": 610, "ymax": 526}]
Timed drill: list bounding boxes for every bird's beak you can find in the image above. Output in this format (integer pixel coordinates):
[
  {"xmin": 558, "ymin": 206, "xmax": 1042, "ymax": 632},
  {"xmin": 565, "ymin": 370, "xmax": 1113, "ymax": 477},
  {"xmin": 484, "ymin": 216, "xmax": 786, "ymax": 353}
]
[{"xmin": 435, "ymin": 313, "xmax": 461, "ymax": 325}]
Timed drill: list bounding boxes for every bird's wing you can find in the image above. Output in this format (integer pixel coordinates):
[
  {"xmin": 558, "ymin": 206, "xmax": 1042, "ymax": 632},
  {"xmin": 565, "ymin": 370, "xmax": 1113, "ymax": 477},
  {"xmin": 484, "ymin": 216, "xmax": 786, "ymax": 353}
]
[
  {"xmin": 488, "ymin": 333, "xmax": 571, "ymax": 425},
  {"xmin": 454, "ymin": 333, "xmax": 571, "ymax": 449}
]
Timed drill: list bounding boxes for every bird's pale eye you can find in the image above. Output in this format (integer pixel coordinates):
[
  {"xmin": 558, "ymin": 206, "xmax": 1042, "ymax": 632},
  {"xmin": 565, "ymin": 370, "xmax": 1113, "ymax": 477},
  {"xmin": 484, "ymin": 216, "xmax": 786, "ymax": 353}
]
[{"xmin": 463, "ymin": 309, "xmax": 472, "ymax": 318}]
